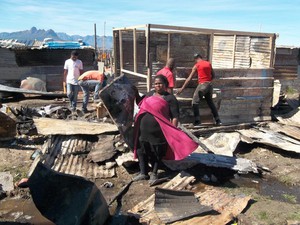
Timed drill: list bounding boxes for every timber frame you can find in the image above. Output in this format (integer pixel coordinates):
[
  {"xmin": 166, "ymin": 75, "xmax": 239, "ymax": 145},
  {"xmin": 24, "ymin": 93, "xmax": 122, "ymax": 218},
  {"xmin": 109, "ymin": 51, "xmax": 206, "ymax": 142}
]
[{"xmin": 113, "ymin": 24, "xmax": 277, "ymax": 92}]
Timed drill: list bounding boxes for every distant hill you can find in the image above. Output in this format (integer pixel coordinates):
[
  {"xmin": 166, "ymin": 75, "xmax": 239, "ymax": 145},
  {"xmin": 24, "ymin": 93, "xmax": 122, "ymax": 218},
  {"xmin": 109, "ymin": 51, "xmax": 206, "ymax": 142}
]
[{"xmin": 0, "ymin": 27, "xmax": 113, "ymax": 49}]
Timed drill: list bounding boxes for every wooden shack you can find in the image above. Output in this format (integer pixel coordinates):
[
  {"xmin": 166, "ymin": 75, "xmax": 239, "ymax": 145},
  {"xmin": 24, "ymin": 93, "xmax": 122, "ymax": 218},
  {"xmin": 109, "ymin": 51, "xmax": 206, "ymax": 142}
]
[
  {"xmin": 274, "ymin": 46, "xmax": 300, "ymax": 94},
  {"xmin": 0, "ymin": 48, "xmax": 95, "ymax": 92},
  {"xmin": 113, "ymin": 24, "xmax": 277, "ymax": 124}
]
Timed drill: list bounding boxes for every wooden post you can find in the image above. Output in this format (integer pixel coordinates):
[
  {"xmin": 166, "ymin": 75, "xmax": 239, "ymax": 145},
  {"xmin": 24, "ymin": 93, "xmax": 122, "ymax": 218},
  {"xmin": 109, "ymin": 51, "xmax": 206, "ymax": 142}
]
[
  {"xmin": 167, "ymin": 33, "xmax": 171, "ymax": 60},
  {"xmin": 113, "ymin": 30, "xmax": 118, "ymax": 77},
  {"xmin": 232, "ymin": 35, "xmax": 237, "ymax": 68},
  {"xmin": 269, "ymin": 35, "xmax": 276, "ymax": 68},
  {"xmin": 133, "ymin": 28, "xmax": 137, "ymax": 73},
  {"xmin": 209, "ymin": 33, "xmax": 214, "ymax": 62},
  {"xmin": 119, "ymin": 30, "xmax": 123, "ymax": 72},
  {"xmin": 146, "ymin": 24, "xmax": 152, "ymax": 92}
]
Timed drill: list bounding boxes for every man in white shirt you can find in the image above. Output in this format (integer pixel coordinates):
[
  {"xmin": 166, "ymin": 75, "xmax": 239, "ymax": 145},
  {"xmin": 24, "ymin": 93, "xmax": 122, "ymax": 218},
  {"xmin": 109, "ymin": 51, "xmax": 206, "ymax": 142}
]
[{"xmin": 63, "ymin": 50, "xmax": 83, "ymax": 111}]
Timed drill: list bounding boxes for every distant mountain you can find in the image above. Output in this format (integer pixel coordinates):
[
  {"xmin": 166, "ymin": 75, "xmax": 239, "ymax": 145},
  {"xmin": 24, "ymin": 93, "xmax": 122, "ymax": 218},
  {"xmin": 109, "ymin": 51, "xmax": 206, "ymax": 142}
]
[
  {"xmin": 56, "ymin": 32, "xmax": 113, "ymax": 49},
  {"xmin": 0, "ymin": 27, "xmax": 113, "ymax": 49}
]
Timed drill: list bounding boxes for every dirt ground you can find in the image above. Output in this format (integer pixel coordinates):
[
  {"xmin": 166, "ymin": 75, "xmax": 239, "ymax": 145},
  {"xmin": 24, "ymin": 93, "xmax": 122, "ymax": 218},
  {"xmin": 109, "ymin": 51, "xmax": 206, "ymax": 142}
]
[{"xmin": 1, "ymin": 97, "xmax": 300, "ymax": 225}]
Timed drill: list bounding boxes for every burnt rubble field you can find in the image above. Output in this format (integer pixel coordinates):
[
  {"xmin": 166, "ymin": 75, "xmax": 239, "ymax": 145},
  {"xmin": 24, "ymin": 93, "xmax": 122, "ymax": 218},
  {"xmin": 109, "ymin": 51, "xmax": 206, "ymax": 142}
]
[{"xmin": 1, "ymin": 94, "xmax": 300, "ymax": 225}]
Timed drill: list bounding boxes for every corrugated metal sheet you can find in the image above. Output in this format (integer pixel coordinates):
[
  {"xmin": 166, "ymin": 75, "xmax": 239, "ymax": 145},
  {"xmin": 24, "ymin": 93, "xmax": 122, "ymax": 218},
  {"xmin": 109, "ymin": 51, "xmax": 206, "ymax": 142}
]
[
  {"xmin": 212, "ymin": 35, "xmax": 272, "ymax": 69},
  {"xmin": 51, "ymin": 155, "xmax": 115, "ymax": 179},
  {"xmin": 238, "ymin": 128, "xmax": 300, "ymax": 153},
  {"xmin": 250, "ymin": 37, "xmax": 271, "ymax": 68},
  {"xmin": 234, "ymin": 36, "xmax": 250, "ymax": 68},
  {"xmin": 128, "ymin": 172, "xmax": 250, "ymax": 225},
  {"xmin": 212, "ymin": 35, "xmax": 234, "ymax": 68},
  {"xmin": 29, "ymin": 135, "xmax": 116, "ymax": 179}
]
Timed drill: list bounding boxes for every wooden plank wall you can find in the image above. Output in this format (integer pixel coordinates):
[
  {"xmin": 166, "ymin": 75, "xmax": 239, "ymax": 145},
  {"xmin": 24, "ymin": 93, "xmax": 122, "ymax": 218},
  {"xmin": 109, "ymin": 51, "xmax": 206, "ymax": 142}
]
[
  {"xmin": 114, "ymin": 30, "xmax": 276, "ymax": 124},
  {"xmin": 0, "ymin": 48, "xmax": 94, "ymax": 91},
  {"xmin": 175, "ymin": 68, "xmax": 273, "ymax": 124},
  {"xmin": 274, "ymin": 47, "xmax": 299, "ymax": 80}
]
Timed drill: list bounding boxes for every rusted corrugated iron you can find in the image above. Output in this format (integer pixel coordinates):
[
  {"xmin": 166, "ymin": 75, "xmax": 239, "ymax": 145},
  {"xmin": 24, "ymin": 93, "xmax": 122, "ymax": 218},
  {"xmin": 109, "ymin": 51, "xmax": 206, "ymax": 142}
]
[
  {"xmin": 29, "ymin": 135, "xmax": 116, "ymax": 179},
  {"xmin": 52, "ymin": 155, "xmax": 115, "ymax": 179}
]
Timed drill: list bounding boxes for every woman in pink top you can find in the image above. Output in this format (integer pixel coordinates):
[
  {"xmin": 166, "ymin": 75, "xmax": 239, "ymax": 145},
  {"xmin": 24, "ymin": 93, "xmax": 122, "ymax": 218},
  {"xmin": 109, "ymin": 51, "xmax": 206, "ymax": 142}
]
[{"xmin": 133, "ymin": 75, "xmax": 198, "ymax": 183}]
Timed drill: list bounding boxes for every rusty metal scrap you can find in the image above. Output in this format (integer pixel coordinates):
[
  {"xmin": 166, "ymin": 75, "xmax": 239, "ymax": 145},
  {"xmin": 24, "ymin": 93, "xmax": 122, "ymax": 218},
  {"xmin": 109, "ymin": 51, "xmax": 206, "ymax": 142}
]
[
  {"xmin": 28, "ymin": 135, "xmax": 116, "ymax": 180},
  {"xmin": 52, "ymin": 155, "xmax": 115, "ymax": 179},
  {"xmin": 99, "ymin": 75, "xmax": 136, "ymax": 149},
  {"xmin": 128, "ymin": 172, "xmax": 250, "ymax": 225},
  {"xmin": 86, "ymin": 135, "xmax": 117, "ymax": 163},
  {"xmin": 172, "ymin": 187, "xmax": 251, "ymax": 225},
  {"xmin": 154, "ymin": 188, "xmax": 214, "ymax": 223}
]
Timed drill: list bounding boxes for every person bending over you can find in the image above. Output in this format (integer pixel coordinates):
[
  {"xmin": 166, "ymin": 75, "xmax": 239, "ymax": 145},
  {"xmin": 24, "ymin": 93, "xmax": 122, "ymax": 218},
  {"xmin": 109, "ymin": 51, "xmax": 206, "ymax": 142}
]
[{"xmin": 78, "ymin": 70, "xmax": 107, "ymax": 113}]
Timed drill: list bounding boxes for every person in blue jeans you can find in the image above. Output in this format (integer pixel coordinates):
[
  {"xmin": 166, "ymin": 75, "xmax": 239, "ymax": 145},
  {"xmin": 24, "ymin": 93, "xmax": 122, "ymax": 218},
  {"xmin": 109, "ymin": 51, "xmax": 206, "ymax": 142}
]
[
  {"xmin": 63, "ymin": 51, "xmax": 83, "ymax": 111},
  {"xmin": 78, "ymin": 70, "xmax": 107, "ymax": 113}
]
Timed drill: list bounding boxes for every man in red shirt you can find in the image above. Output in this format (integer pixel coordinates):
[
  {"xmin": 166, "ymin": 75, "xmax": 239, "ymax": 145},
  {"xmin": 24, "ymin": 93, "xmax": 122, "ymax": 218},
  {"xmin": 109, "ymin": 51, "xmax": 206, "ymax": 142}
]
[
  {"xmin": 177, "ymin": 54, "xmax": 221, "ymax": 125},
  {"xmin": 78, "ymin": 70, "xmax": 107, "ymax": 113},
  {"xmin": 156, "ymin": 58, "xmax": 175, "ymax": 93}
]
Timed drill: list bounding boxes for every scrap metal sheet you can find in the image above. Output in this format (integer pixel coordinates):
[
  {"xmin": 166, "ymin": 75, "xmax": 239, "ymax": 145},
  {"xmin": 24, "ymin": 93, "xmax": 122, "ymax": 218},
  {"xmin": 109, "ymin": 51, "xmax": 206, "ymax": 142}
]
[
  {"xmin": 267, "ymin": 122, "xmax": 300, "ymax": 141},
  {"xmin": 154, "ymin": 188, "xmax": 214, "ymax": 224},
  {"xmin": 99, "ymin": 75, "xmax": 136, "ymax": 149},
  {"xmin": 28, "ymin": 162, "xmax": 109, "ymax": 225},
  {"xmin": 128, "ymin": 172, "xmax": 196, "ymax": 224},
  {"xmin": 276, "ymin": 107, "xmax": 300, "ymax": 127},
  {"xmin": 128, "ymin": 172, "xmax": 250, "ymax": 225},
  {"xmin": 28, "ymin": 135, "xmax": 116, "ymax": 179},
  {"xmin": 163, "ymin": 152, "xmax": 259, "ymax": 174},
  {"xmin": 200, "ymin": 132, "xmax": 241, "ymax": 156},
  {"xmin": 238, "ymin": 128, "xmax": 300, "ymax": 153},
  {"xmin": 52, "ymin": 155, "xmax": 115, "ymax": 179},
  {"xmin": 86, "ymin": 135, "xmax": 117, "ymax": 163},
  {"xmin": 0, "ymin": 84, "xmax": 66, "ymax": 97},
  {"xmin": 33, "ymin": 118, "xmax": 118, "ymax": 135},
  {"xmin": 172, "ymin": 187, "xmax": 251, "ymax": 225}
]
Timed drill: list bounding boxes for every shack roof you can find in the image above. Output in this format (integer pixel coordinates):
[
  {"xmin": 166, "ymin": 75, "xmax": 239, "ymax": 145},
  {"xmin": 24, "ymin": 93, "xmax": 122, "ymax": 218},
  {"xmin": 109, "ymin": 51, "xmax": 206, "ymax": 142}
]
[{"xmin": 113, "ymin": 23, "xmax": 278, "ymax": 38}]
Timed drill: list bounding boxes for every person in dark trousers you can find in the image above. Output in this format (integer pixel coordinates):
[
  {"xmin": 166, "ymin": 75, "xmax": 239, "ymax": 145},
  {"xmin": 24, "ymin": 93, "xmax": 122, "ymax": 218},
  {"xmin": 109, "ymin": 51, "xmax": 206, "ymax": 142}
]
[
  {"xmin": 133, "ymin": 75, "xmax": 198, "ymax": 183},
  {"xmin": 177, "ymin": 53, "xmax": 222, "ymax": 125}
]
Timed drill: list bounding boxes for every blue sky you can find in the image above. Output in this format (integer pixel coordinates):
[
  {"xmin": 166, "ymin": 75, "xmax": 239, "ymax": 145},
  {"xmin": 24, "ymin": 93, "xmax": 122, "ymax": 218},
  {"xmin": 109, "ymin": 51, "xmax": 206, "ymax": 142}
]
[{"xmin": 0, "ymin": 0, "xmax": 299, "ymax": 46}]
